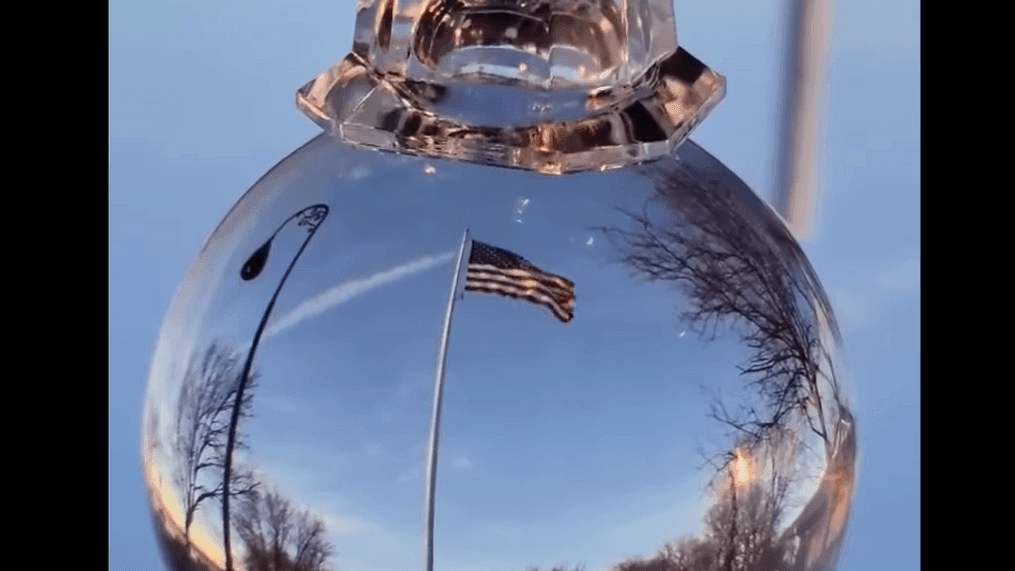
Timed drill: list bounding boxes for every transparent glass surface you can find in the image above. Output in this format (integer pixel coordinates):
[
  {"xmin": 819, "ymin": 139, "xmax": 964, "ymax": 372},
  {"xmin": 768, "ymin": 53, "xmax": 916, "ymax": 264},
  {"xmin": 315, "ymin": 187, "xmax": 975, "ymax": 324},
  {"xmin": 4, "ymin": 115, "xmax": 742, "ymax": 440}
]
[
  {"xmin": 142, "ymin": 134, "xmax": 856, "ymax": 571},
  {"xmin": 352, "ymin": 0, "xmax": 677, "ymax": 89},
  {"xmin": 297, "ymin": 0, "xmax": 723, "ymax": 174}
]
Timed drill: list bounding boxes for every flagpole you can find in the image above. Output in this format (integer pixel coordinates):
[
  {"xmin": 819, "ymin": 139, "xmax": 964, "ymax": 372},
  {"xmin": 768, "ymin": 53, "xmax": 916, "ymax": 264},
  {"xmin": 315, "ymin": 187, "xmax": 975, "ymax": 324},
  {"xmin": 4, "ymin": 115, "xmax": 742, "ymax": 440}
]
[{"xmin": 424, "ymin": 228, "xmax": 472, "ymax": 571}]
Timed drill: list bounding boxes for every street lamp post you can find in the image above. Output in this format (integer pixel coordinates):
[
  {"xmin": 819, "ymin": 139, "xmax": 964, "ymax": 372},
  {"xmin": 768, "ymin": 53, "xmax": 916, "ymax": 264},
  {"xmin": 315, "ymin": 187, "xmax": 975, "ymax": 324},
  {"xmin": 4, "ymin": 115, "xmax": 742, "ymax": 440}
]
[{"xmin": 220, "ymin": 203, "xmax": 329, "ymax": 571}]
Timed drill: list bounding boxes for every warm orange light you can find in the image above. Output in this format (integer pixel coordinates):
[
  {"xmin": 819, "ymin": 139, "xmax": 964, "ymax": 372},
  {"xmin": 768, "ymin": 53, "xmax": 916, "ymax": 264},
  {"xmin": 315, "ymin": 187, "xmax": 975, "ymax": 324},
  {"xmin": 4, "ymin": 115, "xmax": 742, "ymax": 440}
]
[{"xmin": 735, "ymin": 451, "xmax": 749, "ymax": 484}]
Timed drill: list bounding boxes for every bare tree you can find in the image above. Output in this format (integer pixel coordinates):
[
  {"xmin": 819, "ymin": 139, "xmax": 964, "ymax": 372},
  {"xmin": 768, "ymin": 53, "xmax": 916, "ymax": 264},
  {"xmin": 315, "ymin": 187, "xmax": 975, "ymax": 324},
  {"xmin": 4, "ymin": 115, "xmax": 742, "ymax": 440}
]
[
  {"xmin": 703, "ymin": 473, "xmax": 779, "ymax": 571},
  {"xmin": 290, "ymin": 509, "xmax": 334, "ymax": 571},
  {"xmin": 234, "ymin": 486, "xmax": 335, "ymax": 571},
  {"xmin": 597, "ymin": 164, "xmax": 845, "ymax": 473},
  {"xmin": 615, "ymin": 558, "xmax": 671, "ymax": 571},
  {"xmin": 174, "ymin": 342, "xmax": 259, "ymax": 545},
  {"xmin": 659, "ymin": 536, "xmax": 717, "ymax": 571},
  {"xmin": 625, "ymin": 460, "xmax": 783, "ymax": 571},
  {"xmin": 592, "ymin": 165, "xmax": 852, "ymax": 570}
]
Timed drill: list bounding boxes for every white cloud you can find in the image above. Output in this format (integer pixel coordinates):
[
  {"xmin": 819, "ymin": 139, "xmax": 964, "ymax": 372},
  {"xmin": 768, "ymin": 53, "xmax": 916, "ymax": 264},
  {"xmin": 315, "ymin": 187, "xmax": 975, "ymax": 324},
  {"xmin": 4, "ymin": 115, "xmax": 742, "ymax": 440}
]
[{"xmin": 452, "ymin": 456, "xmax": 473, "ymax": 470}]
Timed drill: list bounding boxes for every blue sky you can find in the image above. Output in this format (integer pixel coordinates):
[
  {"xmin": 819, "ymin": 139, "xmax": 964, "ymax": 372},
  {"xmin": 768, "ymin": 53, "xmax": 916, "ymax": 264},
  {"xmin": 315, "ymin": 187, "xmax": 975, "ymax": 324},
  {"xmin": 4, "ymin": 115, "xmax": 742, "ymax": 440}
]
[{"xmin": 109, "ymin": 1, "xmax": 919, "ymax": 570}]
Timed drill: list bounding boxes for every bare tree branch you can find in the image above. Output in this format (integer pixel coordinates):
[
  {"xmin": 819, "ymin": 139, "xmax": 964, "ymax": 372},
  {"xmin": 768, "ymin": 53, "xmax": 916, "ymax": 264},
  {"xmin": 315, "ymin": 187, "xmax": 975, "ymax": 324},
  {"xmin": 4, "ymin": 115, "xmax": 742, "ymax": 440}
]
[
  {"xmin": 234, "ymin": 485, "xmax": 335, "ymax": 571},
  {"xmin": 597, "ymin": 166, "xmax": 844, "ymax": 463},
  {"xmin": 173, "ymin": 342, "xmax": 260, "ymax": 544}
]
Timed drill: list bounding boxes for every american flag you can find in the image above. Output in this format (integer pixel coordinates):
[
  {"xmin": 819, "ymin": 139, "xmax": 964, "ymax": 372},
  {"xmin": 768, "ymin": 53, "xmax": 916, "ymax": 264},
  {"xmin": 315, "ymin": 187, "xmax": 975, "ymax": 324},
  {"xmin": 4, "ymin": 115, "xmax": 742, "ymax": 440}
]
[{"xmin": 465, "ymin": 241, "xmax": 575, "ymax": 323}]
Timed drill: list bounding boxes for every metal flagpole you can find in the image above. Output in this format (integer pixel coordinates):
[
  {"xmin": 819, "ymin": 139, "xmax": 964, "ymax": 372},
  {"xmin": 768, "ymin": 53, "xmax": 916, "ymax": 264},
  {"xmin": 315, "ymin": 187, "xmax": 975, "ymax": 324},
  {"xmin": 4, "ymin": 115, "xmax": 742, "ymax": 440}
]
[
  {"xmin": 774, "ymin": 0, "xmax": 832, "ymax": 240},
  {"xmin": 424, "ymin": 228, "xmax": 472, "ymax": 571}
]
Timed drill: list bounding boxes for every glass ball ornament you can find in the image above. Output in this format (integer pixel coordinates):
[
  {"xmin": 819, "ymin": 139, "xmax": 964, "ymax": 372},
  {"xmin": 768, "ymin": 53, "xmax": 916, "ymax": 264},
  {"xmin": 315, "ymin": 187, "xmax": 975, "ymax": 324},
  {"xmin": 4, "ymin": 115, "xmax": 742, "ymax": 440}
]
[{"xmin": 141, "ymin": 2, "xmax": 857, "ymax": 571}]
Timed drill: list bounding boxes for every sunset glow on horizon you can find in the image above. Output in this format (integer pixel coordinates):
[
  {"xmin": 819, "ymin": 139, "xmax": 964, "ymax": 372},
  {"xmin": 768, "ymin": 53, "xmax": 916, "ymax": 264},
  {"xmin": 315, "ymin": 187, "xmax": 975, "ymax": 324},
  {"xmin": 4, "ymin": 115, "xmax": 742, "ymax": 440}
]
[{"xmin": 144, "ymin": 449, "xmax": 230, "ymax": 569}]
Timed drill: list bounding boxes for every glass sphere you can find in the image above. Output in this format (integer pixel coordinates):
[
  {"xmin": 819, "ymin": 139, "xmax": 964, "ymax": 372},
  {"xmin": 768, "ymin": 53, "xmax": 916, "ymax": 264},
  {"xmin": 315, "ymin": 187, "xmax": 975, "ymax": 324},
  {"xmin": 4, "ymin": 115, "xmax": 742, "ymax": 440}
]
[{"xmin": 141, "ymin": 133, "xmax": 856, "ymax": 571}]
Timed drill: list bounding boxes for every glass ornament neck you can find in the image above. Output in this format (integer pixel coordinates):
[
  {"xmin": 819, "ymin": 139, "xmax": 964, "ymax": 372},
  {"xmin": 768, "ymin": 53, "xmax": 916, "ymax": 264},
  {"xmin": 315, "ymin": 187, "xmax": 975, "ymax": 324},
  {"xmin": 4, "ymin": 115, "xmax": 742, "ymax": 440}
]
[{"xmin": 297, "ymin": 0, "xmax": 725, "ymax": 174}]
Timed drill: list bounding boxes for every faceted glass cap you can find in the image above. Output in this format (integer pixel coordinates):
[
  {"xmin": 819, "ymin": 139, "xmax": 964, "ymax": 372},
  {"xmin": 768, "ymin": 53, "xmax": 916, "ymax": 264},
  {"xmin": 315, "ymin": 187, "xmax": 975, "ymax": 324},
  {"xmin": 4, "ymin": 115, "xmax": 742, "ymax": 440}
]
[
  {"xmin": 354, "ymin": 0, "xmax": 677, "ymax": 89},
  {"xmin": 297, "ymin": 0, "xmax": 726, "ymax": 173}
]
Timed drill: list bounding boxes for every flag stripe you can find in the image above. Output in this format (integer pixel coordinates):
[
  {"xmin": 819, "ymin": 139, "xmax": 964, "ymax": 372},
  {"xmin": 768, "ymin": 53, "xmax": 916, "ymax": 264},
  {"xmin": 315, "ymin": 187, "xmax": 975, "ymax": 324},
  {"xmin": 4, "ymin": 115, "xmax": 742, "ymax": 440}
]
[
  {"xmin": 467, "ymin": 264, "xmax": 574, "ymax": 289},
  {"xmin": 465, "ymin": 284, "xmax": 573, "ymax": 323},
  {"xmin": 465, "ymin": 268, "xmax": 573, "ymax": 295},
  {"xmin": 464, "ymin": 241, "xmax": 575, "ymax": 323},
  {"xmin": 465, "ymin": 279, "xmax": 571, "ymax": 307}
]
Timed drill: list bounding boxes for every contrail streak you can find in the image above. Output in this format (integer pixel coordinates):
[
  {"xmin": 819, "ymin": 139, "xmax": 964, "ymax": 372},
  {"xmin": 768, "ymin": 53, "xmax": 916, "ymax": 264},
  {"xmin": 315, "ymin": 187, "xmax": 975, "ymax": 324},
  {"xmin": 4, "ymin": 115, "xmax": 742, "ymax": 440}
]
[{"xmin": 264, "ymin": 252, "xmax": 455, "ymax": 339}]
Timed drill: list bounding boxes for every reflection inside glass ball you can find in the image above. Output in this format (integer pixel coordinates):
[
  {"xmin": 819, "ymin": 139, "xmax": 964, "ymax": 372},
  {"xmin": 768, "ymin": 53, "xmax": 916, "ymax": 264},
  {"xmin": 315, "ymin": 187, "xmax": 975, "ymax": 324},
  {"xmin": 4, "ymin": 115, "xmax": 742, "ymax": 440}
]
[{"xmin": 142, "ymin": 136, "xmax": 855, "ymax": 571}]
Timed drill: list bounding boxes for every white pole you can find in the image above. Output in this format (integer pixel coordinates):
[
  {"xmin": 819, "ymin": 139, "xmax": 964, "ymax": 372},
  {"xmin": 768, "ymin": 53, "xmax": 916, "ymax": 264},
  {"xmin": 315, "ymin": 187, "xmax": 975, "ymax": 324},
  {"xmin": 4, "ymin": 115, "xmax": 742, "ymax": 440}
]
[
  {"xmin": 424, "ymin": 228, "xmax": 472, "ymax": 571},
  {"xmin": 774, "ymin": 0, "xmax": 833, "ymax": 240}
]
